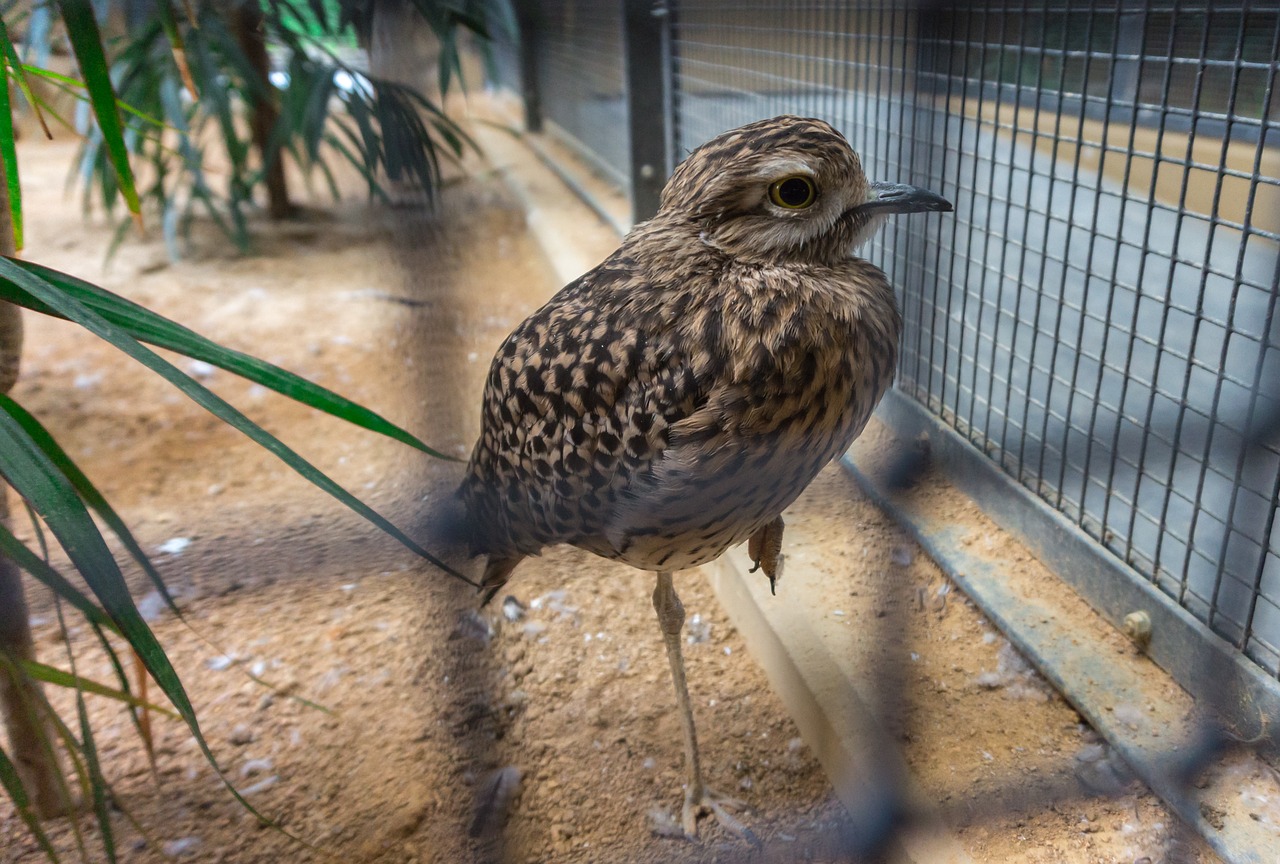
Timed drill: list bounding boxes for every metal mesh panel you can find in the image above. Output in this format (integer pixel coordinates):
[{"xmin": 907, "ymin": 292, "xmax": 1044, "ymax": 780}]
[
  {"xmin": 529, "ymin": 0, "xmax": 630, "ymax": 190},
  {"xmin": 671, "ymin": 1, "xmax": 1280, "ymax": 676}
]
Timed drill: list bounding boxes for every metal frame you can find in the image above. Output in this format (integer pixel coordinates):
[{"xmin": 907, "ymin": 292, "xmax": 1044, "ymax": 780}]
[
  {"xmin": 864, "ymin": 388, "xmax": 1280, "ymax": 755},
  {"xmin": 623, "ymin": 0, "xmax": 672, "ymax": 222},
  {"xmin": 489, "ymin": 0, "xmax": 1280, "ymax": 743}
]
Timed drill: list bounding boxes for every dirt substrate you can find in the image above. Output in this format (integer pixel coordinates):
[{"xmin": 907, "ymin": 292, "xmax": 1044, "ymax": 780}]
[{"xmin": 0, "ymin": 135, "xmax": 1221, "ymax": 863}]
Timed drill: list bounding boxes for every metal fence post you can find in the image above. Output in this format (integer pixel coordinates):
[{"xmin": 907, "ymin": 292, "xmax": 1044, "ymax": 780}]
[
  {"xmin": 516, "ymin": 0, "xmax": 542, "ymax": 133},
  {"xmin": 623, "ymin": 0, "xmax": 671, "ymax": 223}
]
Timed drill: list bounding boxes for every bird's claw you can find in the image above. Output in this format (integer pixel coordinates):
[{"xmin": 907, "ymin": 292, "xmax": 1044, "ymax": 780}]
[
  {"xmin": 748, "ymin": 557, "xmax": 779, "ymax": 595},
  {"xmin": 747, "ymin": 516, "xmax": 785, "ymax": 595},
  {"xmin": 682, "ymin": 785, "xmax": 761, "ymax": 847}
]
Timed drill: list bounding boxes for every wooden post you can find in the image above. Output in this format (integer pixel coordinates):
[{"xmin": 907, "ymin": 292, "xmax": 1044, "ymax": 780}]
[{"xmin": 0, "ymin": 139, "xmax": 68, "ymax": 817}]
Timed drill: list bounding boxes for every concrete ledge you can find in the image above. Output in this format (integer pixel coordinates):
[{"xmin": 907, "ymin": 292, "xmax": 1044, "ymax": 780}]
[
  {"xmin": 709, "ymin": 548, "xmax": 975, "ymax": 864},
  {"xmin": 843, "ymin": 406, "xmax": 1279, "ymax": 864}
]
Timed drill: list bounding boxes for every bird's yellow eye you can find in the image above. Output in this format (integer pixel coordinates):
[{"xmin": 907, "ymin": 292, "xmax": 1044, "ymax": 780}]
[{"xmin": 768, "ymin": 175, "xmax": 817, "ymax": 209}]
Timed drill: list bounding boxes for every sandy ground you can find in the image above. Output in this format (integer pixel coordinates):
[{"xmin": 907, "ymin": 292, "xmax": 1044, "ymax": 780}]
[{"xmin": 0, "ymin": 128, "xmax": 1223, "ymax": 864}]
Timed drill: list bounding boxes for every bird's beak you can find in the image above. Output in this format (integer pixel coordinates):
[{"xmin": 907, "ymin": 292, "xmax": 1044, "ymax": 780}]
[{"xmin": 860, "ymin": 181, "xmax": 953, "ymax": 215}]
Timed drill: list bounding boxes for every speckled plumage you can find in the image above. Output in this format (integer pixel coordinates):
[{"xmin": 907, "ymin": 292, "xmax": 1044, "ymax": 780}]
[
  {"xmin": 461, "ymin": 116, "xmax": 943, "ymax": 596},
  {"xmin": 458, "ymin": 115, "xmax": 950, "ymax": 839}
]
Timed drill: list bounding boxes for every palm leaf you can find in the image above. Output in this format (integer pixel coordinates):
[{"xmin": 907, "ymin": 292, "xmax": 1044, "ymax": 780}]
[
  {"xmin": 0, "ymin": 520, "xmax": 118, "ymax": 631},
  {"xmin": 18, "ymin": 661, "xmax": 177, "ymax": 718},
  {"xmin": 56, "ymin": 0, "xmax": 143, "ymax": 225},
  {"xmin": 0, "ymin": 259, "xmax": 456, "ymax": 459},
  {"xmin": 0, "ymin": 258, "xmax": 476, "ymax": 587},
  {"xmin": 0, "ymin": 48, "xmax": 21, "ymax": 252},
  {"xmin": 0, "ymin": 13, "xmax": 51, "ymax": 140},
  {"xmin": 0, "ymin": 747, "xmax": 58, "ymax": 861},
  {"xmin": 0, "ymin": 406, "xmax": 193, "ymax": 725},
  {"xmin": 2, "ymin": 394, "xmax": 178, "ymax": 614}
]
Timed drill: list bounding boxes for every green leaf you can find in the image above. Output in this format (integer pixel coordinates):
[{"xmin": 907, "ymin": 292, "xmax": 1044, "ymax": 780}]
[
  {"xmin": 0, "ymin": 259, "xmax": 456, "ymax": 460},
  {"xmin": 0, "ymin": 402, "xmax": 194, "ymax": 720},
  {"xmin": 72, "ymin": 669, "xmax": 117, "ymax": 862},
  {"xmin": 0, "ymin": 14, "xmax": 51, "ymax": 141},
  {"xmin": 1, "ymin": 393, "xmax": 179, "ymax": 616},
  {"xmin": 1, "ymin": 389, "xmax": 304, "ymax": 845},
  {"xmin": 0, "ymin": 747, "xmax": 59, "ymax": 862},
  {"xmin": 0, "ymin": 257, "xmax": 476, "ymax": 587},
  {"xmin": 20, "ymin": 64, "xmax": 170, "ymax": 130},
  {"xmin": 0, "ymin": 520, "xmax": 117, "ymax": 632},
  {"xmin": 0, "ymin": 46, "xmax": 21, "ymax": 252},
  {"xmin": 19, "ymin": 661, "xmax": 178, "ymax": 718},
  {"xmin": 57, "ymin": 0, "xmax": 143, "ymax": 223}
]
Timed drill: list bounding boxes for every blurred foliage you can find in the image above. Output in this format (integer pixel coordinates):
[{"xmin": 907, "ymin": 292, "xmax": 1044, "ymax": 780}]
[
  {"xmin": 12, "ymin": 0, "xmax": 512, "ymax": 256},
  {"xmin": 0, "ymin": 2, "xmax": 497, "ymax": 859}
]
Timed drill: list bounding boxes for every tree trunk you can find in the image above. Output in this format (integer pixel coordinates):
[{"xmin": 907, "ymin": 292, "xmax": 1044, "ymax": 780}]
[
  {"xmin": 0, "ymin": 144, "xmax": 68, "ymax": 817},
  {"xmin": 231, "ymin": 1, "xmax": 292, "ymax": 219}
]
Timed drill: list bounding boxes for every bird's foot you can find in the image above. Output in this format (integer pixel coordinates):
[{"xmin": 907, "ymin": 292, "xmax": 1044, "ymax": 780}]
[
  {"xmin": 747, "ymin": 516, "xmax": 785, "ymax": 595},
  {"xmin": 681, "ymin": 784, "xmax": 761, "ymax": 847}
]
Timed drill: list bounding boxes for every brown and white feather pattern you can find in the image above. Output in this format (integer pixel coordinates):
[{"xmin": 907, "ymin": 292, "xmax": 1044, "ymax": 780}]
[{"xmin": 461, "ymin": 116, "xmax": 906, "ymax": 599}]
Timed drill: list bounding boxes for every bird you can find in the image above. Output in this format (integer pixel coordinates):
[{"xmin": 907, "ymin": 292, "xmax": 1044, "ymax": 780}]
[{"xmin": 459, "ymin": 115, "xmax": 951, "ymax": 841}]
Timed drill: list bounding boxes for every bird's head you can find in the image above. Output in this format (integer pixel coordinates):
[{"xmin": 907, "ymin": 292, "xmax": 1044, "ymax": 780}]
[{"xmin": 659, "ymin": 115, "xmax": 951, "ymax": 263}]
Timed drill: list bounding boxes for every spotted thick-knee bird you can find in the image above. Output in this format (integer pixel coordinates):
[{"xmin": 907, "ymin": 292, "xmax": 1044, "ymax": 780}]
[{"xmin": 460, "ymin": 115, "xmax": 951, "ymax": 841}]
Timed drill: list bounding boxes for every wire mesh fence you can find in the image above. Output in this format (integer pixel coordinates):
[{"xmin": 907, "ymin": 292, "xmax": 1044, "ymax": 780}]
[
  {"xmin": 497, "ymin": 0, "xmax": 1280, "ymax": 688},
  {"xmin": 513, "ymin": 0, "xmax": 631, "ymax": 189},
  {"xmin": 907, "ymin": 0, "xmax": 1280, "ymax": 679}
]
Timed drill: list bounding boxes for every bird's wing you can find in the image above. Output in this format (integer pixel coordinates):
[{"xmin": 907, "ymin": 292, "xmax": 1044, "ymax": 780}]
[{"xmin": 460, "ymin": 273, "xmax": 708, "ymax": 559}]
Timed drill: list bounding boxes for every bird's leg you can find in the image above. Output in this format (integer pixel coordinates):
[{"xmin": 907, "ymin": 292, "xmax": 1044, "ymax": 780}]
[
  {"xmin": 747, "ymin": 516, "xmax": 785, "ymax": 595},
  {"xmin": 652, "ymin": 572, "xmax": 758, "ymax": 845}
]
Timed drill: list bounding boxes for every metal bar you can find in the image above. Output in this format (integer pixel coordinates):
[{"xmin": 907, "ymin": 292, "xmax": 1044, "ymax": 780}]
[
  {"xmin": 1089, "ymin": 3, "xmax": 1152, "ymax": 568},
  {"xmin": 515, "ymin": 0, "xmax": 542, "ymax": 133},
  {"xmin": 623, "ymin": 0, "xmax": 671, "ymax": 223},
  {"xmin": 1113, "ymin": 0, "xmax": 1185, "ymax": 577},
  {"xmin": 1154, "ymin": 4, "xmax": 1220, "ymax": 612},
  {"xmin": 1059, "ymin": 0, "xmax": 1131, "ymax": 539}
]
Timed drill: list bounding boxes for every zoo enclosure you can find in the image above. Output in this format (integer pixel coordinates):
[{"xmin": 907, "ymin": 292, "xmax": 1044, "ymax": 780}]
[{"xmin": 489, "ymin": 1, "xmax": 1280, "ymax": 733}]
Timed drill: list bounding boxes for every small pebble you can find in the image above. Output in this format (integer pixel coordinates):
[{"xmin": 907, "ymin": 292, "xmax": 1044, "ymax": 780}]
[
  {"xmin": 136, "ymin": 591, "xmax": 169, "ymax": 622},
  {"xmin": 163, "ymin": 837, "xmax": 200, "ymax": 857},
  {"xmin": 647, "ymin": 808, "xmax": 685, "ymax": 839},
  {"xmin": 228, "ymin": 724, "xmax": 255, "ymax": 746},
  {"xmin": 241, "ymin": 758, "xmax": 274, "ymax": 777},
  {"xmin": 502, "ymin": 596, "xmax": 527, "ymax": 621},
  {"xmin": 686, "ymin": 613, "xmax": 711, "ymax": 644},
  {"xmin": 1112, "ymin": 703, "xmax": 1145, "ymax": 730},
  {"xmin": 891, "ymin": 546, "xmax": 914, "ymax": 566},
  {"xmin": 187, "ymin": 360, "xmax": 216, "ymax": 379},
  {"xmin": 157, "ymin": 537, "xmax": 191, "ymax": 555},
  {"xmin": 206, "ymin": 654, "xmax": 236, "ymax": 672}
]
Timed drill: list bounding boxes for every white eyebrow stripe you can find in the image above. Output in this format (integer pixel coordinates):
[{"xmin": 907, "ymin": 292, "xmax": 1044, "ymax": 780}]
[{"xmin": 752, "ymin": 158, "xmax": 815, "ymax": 179}]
